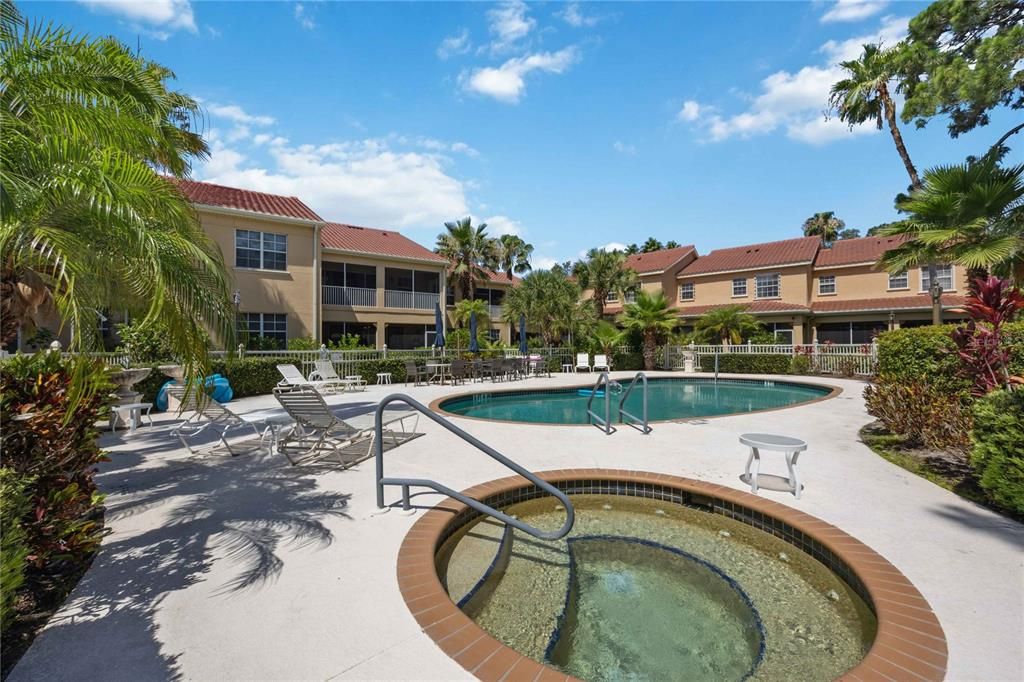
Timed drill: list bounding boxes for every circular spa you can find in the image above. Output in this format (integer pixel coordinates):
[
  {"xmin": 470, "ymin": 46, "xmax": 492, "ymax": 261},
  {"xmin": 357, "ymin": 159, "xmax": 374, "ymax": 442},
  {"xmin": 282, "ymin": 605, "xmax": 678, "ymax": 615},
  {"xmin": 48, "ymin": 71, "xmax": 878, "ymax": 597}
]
[
  {"xmin": 434, "ymin": 378, "xmax": 836, "ymax": 425},
  {"xmin": 399, "ymin": 472, "xmax": 947, "ymax": 682}
]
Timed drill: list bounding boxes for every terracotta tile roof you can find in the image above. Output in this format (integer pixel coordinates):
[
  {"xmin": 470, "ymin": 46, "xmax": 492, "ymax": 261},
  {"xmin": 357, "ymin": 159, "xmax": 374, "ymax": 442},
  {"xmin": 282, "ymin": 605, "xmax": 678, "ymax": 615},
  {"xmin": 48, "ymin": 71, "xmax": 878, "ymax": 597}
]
[
  {"xmin": 811, "ymin": 294, "xmax": 966, "ymax": 314},
  {"xmin": 680, "ymin": 236, "xmax": 821, "ymax": 276},
  {"xmin": 479, "ymin": 268, "xmax": 521, "ymax": 286},
  {"xmin": 815, "ymin": 235, "xmax": 910, "ymax": 268},
  {"xmin": 321, "ymin": 223, "xmax": 447, "ymax": 263},
  {"xmin": 624, "ymin": 245, "xmax": 696, "ymax": 274},
  {"xmin": 174, "ymin": 178, "xmax": 323, "ymax": 222},
  {"xmin": 676, "ymin": 300, "xmax": 811, "ymax": 317}
]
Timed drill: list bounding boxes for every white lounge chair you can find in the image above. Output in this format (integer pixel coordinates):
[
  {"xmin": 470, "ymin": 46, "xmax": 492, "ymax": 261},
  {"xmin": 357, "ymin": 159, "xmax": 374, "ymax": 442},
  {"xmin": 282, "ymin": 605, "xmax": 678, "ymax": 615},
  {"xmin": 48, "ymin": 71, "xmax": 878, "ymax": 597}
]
[
  {"xmin": 276, "ymin": 363, "xmax": 342, "ymax": 394},
  {"xmin": 310, "ymin": 360, "xmax": 366, "ymax": 392},
  {"xmin": 273, "ymin": 387, "xmax": 418, "ymax": 467},
  {"xmin": 575, "ymin": 353, "xmax": 592, "ymax": 372},
  {"xmin": 166, "ymin": 384, "xmax": 264, "ymax": 456},
  {"xmin": 593, "ymin": 354, "xmax": 610, "ymax": 372}
]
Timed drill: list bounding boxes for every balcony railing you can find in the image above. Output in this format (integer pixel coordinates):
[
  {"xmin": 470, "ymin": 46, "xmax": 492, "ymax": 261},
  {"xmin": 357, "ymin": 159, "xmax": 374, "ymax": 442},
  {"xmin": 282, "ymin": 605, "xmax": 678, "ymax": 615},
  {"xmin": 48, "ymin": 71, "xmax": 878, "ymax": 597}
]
[
  {"xmin": 322, "ymin": 285, "xmax": 376, "ymax": 307},
  {"xmin": 384, "ymin": 290, "xmax": 440, "ymax": 310},
  {"xmin": 488, "ymin": 304, "xmax": 504, "ymax": 320}
]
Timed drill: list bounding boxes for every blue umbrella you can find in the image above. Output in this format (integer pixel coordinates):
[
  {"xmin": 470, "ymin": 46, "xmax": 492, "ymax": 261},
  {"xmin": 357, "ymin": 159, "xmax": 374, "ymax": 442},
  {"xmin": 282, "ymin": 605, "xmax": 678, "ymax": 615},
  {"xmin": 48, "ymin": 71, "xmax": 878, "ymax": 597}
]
[
  {"xmin": 518, "ymin": 313, "xmax": 528, "ymax": 354},
  {"xmin": 433, "ymin": 302, "xmax": 445, "ymax": 348},
  {"xmin": 468, "ymin": 311, "xmax": 480, "ymax": 353}
]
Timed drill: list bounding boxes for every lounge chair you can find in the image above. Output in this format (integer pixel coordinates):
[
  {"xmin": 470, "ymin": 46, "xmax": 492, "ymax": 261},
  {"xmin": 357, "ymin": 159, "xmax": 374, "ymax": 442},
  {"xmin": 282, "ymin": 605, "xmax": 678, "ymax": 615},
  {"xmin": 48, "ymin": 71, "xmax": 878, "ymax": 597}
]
[
  {"xmin": 166, "ymin": 384, "xmax": 264, "ymax": 456},
  {"xmin": 311, "ymin": 360, "xmax": 366, "ymax": 392},
  {"xmin": 593, "ymin": 354, "xmax": 611, "ymax": 372},
  {"xmin": 277, "ymin": 363, "xmax": 342, "ymax": 394},
  {"xmin": 404, "ymin": 361, "xmax": 430, "ymax": 386},
  {"xmin": 575, "ymin": 353, "xmax": 592, "ymax": 372},
  {"xmin": 273, "ymin": 387, "xmax": 418, "ymax": 466}
]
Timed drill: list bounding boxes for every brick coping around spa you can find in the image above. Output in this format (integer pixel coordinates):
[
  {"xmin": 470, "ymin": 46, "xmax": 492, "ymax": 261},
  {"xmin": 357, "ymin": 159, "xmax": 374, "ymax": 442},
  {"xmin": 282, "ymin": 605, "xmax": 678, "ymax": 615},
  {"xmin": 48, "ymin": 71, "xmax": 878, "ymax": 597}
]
[{"xmin": 396, "ymin": 470, "xmax": 947, "ymax": 682}]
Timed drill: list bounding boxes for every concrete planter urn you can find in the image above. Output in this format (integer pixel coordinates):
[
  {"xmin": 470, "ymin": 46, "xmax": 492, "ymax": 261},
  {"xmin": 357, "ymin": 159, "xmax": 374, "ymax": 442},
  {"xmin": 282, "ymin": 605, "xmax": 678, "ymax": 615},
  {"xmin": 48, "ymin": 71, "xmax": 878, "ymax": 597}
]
[
  {"xmin": 108, "ymin": 367, "xmax": 152, "ymax": 429},
  {"xmin": 158, "ymin": 364, "xmax": 185, "ymax": 381}
]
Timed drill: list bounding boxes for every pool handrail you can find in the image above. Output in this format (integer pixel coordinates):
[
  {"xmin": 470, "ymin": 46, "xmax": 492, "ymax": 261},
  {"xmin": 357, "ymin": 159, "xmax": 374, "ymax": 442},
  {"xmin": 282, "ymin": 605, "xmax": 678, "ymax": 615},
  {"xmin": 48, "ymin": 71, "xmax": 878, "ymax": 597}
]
[
  {"xmin": 618, "ymin": 372, "xmax": 651, "ymax": 434},
  {"xmin": 585, "ymin": 372, "xmax": 615, "ymax": 434},
  {"xmin": 374, "ymin": 393, "xmax": 575, "ymax": 541}
]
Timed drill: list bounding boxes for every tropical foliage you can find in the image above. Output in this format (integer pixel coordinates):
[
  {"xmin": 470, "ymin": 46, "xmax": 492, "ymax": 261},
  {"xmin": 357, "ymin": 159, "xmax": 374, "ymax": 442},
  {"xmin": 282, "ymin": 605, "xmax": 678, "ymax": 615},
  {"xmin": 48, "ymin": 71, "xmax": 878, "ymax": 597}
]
[
  {"xmin": 591, "ymin": 320, "xmax": 624, "ymax": 357},
  {"xmin": 495, "ymin": 234, "xmax": 533, "ymax": 281},
  {"xmin": 693, "ymin": 305, "xmax": 760, "ymax": 345},
  {"xmin": 0, "ymin": 2, "xmax": 234, "ymax": 374},
  {"xmin": 503, "ymin": 269, "xmax": 593, "ymax": 346},
  {"xmin": 950, "ymin": 277, "xmax": 1024, "ymax": 396},
  {"xmin": 452, "ymin": 298, "xmax": 491, "ymax": 329},
  {"xmin": 617, "ymin": 290, "xmax": 677, "ymax": 370},
  {"xmin": 436, "ymin": 217, "xmax": 497, "ymax": 300},
  {"xmin": 572, "ymin": 248, "xmax": 639, "ymax": 317},
  {"xmin": 802, "ymin": 211, "xmax": 846, "ymax": 244}
]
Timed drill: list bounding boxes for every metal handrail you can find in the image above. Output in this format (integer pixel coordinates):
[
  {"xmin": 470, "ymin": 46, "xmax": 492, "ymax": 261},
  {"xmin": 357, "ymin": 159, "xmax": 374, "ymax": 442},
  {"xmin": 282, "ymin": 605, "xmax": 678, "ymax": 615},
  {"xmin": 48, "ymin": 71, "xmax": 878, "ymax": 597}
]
[
  {"xmin": 585, "ymin": 372, "xmax": 615, "ymax": 435},
  {"xmin": 618, "ymin": 372, "xmax": 651, "ymax": 434},
  {"xmin": 374, "ymin": 394, "xmax": 575, "ymax": 541}
]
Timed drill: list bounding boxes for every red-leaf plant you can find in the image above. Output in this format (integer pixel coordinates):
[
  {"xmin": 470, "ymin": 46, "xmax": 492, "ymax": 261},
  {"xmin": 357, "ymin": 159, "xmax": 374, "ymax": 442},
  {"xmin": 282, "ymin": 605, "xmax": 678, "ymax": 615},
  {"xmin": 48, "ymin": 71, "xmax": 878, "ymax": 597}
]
[{"xmin": 950, "ymin": 276, "xmax": 1024, "ymax": 396}]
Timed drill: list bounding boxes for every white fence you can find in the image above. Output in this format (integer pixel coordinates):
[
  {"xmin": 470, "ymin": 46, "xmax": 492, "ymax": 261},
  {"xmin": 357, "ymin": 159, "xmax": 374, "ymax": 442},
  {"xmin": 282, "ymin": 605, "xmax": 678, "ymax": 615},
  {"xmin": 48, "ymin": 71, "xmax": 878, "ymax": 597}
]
[{"xmin": 665, "ymin": 343, "xmax": 877, "ymax": 376}]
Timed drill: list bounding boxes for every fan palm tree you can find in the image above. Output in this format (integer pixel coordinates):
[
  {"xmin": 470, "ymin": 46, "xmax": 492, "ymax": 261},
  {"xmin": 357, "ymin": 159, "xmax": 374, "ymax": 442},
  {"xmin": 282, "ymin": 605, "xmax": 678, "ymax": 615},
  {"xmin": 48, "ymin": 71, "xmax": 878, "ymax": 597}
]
[
  {"xmin": 572, "ymin": 248, "xmax": 639, "ymax": 317},
  {"xmin": 452, "ymin": 298, "xmax": 490, "ymax": 329},
  {"xmin": 641, "ymin": 237, "xmax": 664, "ymax": 252},
  {"xmin": 503, "ymin": 268, "xmax": 588, "ymax": 346},
  {"xmin": 436, "ymin": 217, "xmax": 496, "ymax": 299},
  {"xmin": 693, "ymin": 305, "xmax": 760, "ymax": 346},
  {"xmin": 624, "ymin": 243, "xmax": 640, "ymax": 255},
  {"xmin": 495, "ymin": 234, "xmax": 533, "ymax": 281},
  {"xmin": 591, "ymin": 320, "xmax": 624, "ymax": 357},
  {"xmin": 0, "ymin": 2, "xmax": 234, "ymax": 373},
  {"xmin": 881, "ymin": 161, "xmax": 1024, "ymax": 286},
  {"xmin": 665, "ymin": 240, "xmax": 682, "ymax": 249},
  {"xmin": 802, "ymin": 212, "xmax": 846, "ymax": 245},
  {"xmin": 618, "ymin": 290, "xmax": 677, "ymax": 370}
]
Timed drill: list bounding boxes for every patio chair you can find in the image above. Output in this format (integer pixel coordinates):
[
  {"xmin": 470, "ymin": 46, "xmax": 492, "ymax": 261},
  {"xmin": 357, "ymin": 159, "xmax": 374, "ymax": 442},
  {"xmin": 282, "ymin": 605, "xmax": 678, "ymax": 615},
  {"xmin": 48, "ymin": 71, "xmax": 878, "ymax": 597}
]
[
  {"xmin": 277, "ymin": 364, "xmax": 342, "ymax": 394},
  {"xmin": 450, "ymin": 359, "xmax": 469, "ymax": 385},
  {"xmin": 593, "ymin": 354, "xmax": 611, "ymax": 372},
  {"xmin": 576, "ymin": 353, "xmax": 592, "ymax": 372},
  {"xmin": 166, "ymin": 384, "xmax": 264, "ymax": 456},
  {"xmin": 273, "ymin": 387, "xmax": 418, "ymax": 467},
  {"xmin": 311, "ymin": 360, "xmax": 366, "ymax": 392},
  {"xmin": 404, "ymin": 361, "xmax": 430, "ymax": 386},
  {"xmin": 479, "ymin": 359, "xmax": 499, "ymax": 382}
]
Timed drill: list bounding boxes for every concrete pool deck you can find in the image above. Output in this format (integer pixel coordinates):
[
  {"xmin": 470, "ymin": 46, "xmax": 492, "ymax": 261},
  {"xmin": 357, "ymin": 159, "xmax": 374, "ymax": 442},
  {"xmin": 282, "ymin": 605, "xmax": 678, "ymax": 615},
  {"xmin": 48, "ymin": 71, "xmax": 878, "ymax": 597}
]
[{"xmin": 10, "ymin": 372, "xmax": 1023, "ymax": 681}]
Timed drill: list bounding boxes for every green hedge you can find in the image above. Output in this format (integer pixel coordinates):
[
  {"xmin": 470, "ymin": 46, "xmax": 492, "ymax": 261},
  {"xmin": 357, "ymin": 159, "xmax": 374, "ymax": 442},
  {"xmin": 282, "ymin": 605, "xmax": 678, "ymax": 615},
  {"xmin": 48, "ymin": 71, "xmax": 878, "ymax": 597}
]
[
  {"xmin": 970, "ymin": 389, "xmax": 1024, "ymax": 514},
  {"xmin": 612, "ymin": 351, "xmax": 644, "ymax": 371},
  {"xmin": 698, "ymin": 353, "xmax": 792, "ymax": 374},
  {"xmin": 875, "ymin": 322, "xmax": 1024, "ymax": 394}
]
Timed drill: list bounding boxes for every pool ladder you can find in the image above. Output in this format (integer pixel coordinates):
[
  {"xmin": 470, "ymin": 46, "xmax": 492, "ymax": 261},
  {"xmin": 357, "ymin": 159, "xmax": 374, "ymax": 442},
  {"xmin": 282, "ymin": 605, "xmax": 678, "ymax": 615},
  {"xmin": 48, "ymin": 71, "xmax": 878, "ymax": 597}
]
[
  {"xmin": 586, "ymin": 371, "xmax": 652, "ymax": 435},
  {"xmin": 373, "ymin": 394, "xmax": 575, "ymax": 541}
]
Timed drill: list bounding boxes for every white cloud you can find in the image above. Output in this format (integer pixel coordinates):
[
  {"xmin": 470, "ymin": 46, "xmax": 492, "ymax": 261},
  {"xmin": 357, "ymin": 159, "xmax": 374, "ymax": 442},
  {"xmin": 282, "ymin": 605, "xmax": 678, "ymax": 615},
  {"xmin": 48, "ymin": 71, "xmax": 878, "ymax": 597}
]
[
  {"xmin": 580, "ymin": 242, "xmax": 627, "ymax": 258},
  {"xmin": 252, "ymin": 133, "xmax": 272, "ymax": 146},
  {"xmin": 821, "ymin": 0, "xmax": 888, "ymax": 24},
  {"xmin": 678, "ymin": 15, "xmax": 908, "ymax": 145},
  {"xmin": 294, "ymin": 3, "xmax": 315, "ymax": 30},
  {"xmin": 486, "ymin": 0, "xmax": 535, "ymax": 53},
  {"xmin": 483, "ymin": 215, "xmax": 522, "ymax": 236},
  {"xmin": 559, "ymin": 2, "xmax": 599, "ymax": 28},
  {"xmin": 77, "ymin": 0, "xmax": 196, "ymax": 33},
  {"xmin": 450, "ymin": 142, "xmax": 480, "ymax": 158},
  {"xmin": 461, "ymin": 47, "xmax": 579, "ymax": 103},
  {"xmin": 612, "ymin": 141, "xmax": 636, "ymax": 155},
  {"xmin": 207, "ymin": 103, "xmax": 275, "ymax": 126},
  {"xmin": 532, "ymin": 256, "xmax": 561, "ymax": 270},
  {"xmin": 437, "ymin": 29, "xmax": 471, "ymax": 59},
  {"xmin": 226, "ymin": 125, "xmax": 251, "ymax": 143}
]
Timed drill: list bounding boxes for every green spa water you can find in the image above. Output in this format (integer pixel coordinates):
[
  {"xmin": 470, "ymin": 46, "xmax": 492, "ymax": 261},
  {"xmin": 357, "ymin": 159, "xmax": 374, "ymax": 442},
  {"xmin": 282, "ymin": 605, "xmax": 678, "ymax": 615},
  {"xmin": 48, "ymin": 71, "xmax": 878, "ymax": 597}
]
[
  {"xmin": 437, "ymin": 378, "xmax": 832, "ymax": 424},
  {"xmin": 437, "ymin": 495, "xmax": 876, "ymax": 682}
]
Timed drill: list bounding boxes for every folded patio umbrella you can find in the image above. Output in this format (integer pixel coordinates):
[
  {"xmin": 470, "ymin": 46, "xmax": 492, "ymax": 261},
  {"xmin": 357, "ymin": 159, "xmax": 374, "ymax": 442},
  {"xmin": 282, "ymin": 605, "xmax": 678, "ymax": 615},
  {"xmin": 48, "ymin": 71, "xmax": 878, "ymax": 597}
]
[
  {"xmin": 434, "ymin": 302, "xmax": 445, "ymax": 348},
  {"xmin": 469, "ymin": 311, "xmax": 480, "ymax": 353},
  {"xmin": 519, "ymin": 313, "xmax": 528, "ymax": 354}
]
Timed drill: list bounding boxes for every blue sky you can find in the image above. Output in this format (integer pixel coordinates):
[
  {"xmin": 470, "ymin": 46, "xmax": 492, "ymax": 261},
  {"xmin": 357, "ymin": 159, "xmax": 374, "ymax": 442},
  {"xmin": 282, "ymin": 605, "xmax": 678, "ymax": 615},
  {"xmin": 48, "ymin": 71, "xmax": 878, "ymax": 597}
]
[{"xmin": 31, "ymin": 0, "xmax": 1022, "ymax": 268}]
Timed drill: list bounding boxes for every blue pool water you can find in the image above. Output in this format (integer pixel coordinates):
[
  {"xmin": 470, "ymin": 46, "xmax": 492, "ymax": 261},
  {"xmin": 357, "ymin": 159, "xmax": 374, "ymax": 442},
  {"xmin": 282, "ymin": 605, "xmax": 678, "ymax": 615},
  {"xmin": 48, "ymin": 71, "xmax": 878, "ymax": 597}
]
[{"xmin": 438, "ymin": 378, "xmax": 832, "ymax": 424}]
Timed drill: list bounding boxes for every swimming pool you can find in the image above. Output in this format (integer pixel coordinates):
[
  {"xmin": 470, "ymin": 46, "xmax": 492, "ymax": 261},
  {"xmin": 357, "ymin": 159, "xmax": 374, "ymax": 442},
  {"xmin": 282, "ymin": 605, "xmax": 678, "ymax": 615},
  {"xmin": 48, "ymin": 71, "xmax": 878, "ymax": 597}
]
[{"xmin": 435, "ymin": 377, "xmax": 836, "ymax": 424}]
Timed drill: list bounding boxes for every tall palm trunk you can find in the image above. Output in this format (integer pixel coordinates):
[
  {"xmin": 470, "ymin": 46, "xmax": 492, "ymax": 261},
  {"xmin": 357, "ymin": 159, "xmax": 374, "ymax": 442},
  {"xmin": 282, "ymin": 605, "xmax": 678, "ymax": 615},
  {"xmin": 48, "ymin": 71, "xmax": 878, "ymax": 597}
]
[{"xmin": 643, "ymin": 330, "xmax": 656, "ymax": 371}]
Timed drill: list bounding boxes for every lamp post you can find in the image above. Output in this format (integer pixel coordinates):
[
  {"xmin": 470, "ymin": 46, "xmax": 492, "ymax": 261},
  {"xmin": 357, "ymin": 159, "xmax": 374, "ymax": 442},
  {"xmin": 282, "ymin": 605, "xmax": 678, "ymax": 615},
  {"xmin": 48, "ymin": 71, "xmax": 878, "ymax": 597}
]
[
  {"xmin": 929, "ymin": 277, "xmax": 943, "ymax": 326},
  {"xmin": 888, "ymin": 311, "xmax": 896, "ymax": 331}
]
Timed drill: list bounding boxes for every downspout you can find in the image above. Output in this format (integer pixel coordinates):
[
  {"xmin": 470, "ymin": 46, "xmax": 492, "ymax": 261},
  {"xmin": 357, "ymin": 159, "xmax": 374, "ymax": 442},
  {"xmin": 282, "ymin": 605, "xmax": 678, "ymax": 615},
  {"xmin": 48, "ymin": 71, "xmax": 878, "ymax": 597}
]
[{"xmin": 313, "ymin": 223, "xmax": 322, "ymax": 342}]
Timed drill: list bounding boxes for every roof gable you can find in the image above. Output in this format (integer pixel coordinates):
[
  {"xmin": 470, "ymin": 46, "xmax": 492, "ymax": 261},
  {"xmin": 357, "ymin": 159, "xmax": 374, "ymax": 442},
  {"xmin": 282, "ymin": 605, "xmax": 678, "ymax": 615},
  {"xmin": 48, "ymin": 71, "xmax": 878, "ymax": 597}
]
[
  {"xmin": 321, "ymin": 223, "xmax": 446, "ymax": 263},
  {"xmin": 814, "ymin": 235, "xmax": 910, "ymax": 268},
  {"xmin": 174, "ymin": 178, "xmax": 323, "ymax": 222},
  {"xmin": 681, "ymin": 236, "xmax": 821, "ymax": 276},
  {"xmin": 624, "ymin": 245, "xmax": 696, "ymax": 274}
]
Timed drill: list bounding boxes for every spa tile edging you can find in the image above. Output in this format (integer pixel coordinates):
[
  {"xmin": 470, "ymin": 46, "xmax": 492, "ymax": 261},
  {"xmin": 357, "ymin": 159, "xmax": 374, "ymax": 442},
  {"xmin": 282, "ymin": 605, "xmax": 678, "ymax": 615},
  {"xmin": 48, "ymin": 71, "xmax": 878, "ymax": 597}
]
[{"xmin": 397, "ymin": 469, "xmax": 947, "ymax": 682}]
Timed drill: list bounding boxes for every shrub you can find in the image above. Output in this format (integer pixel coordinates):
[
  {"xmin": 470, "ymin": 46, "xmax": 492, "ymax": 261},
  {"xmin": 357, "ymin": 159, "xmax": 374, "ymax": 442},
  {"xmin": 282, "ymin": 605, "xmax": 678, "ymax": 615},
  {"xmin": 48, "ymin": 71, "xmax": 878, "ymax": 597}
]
[
  {"xmin": 286, "ymin": 336, "xmax": 320, "ymax": 351},
  {"xmin": 789, "ymin": 354, "xmax": 812, "ymax": 375},
  {"xmin": 970, "ymin": 389, "xmax": 1024, "ymax": 514},
  {"xmin": 863, "ymin": 380, "xmax": 972, "ymax": 452},
  {"xmin": 0, "ymin": 469, "xmax": 32, "ymax": 629},
  {"xmin": 210, "ymin": 359, "xmax": 281, "ymax": 398},
  {"xmin": 612, "ymin": 351, "xmax": 643, "ymax": 371},
  {"xmin": 355, "ymin": 358, "xmax": 410, "ymax": 385},
  {"xmin": 698, "ymin": 353, "xmax": 791, "ymax": 374},
  {"xmin": 0, "ymin": 353, "xmax": 111, "ymax": 570},
  {"xmin": 115, "ymin": 321, "xmax": 176, "ymax": 364}
]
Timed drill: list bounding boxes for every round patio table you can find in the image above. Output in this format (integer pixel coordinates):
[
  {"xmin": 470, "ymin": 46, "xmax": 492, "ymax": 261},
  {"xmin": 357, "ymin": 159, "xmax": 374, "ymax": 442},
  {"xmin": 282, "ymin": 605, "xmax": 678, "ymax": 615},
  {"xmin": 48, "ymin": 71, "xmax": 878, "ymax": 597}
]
[{"xmin": 739, "ymin": 433, "xmax": 808, "ymax": 499}]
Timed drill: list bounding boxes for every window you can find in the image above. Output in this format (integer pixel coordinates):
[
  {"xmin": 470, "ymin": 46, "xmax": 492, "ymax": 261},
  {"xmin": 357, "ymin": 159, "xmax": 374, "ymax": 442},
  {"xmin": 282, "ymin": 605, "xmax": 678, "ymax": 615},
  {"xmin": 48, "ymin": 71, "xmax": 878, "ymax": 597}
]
[
  {"xmin": 446, "ymin": 286, "xmax": 455, "ymax": 306},
  {"xmin": 755, "ymin": 273, "xmax": 780, "ymax": 299},
  {"xmin": 732, "ymin": 278, "xmax": 747, "ymax": 297},
  {"xmin": 486, "ymin": 329, "xmax": 501, "ymax": 342},
  {"xmin": 235, "ymin": 230, "xmax": 287, "ymax": 271},
  {"xmin": 384, "ymin": 267, "xmax": 413, "ymax": 292},
  {"xmin": 624, "ymin": 289, "xmax": 636, "ymax": 304},
  {"xmin": 385, "ymin": 323, "xmax": 430, "ymax": 350},
  {"xmin": 818, "ymin": 275, "xmax": 836, "ymax": 295},
  {"xmin": 763, "ymin": 322, "xmax": 792, "ymax": 344},
  {"xmin": 921, "ymin": 265, "xmax": 954, "ymax": 292},
  {"xmin": 605, "ymin": 291, "xmax": 619, "ymax": 303},
  {"xmin": 238, "ymin": 313, "xmax": 287, "ymax": 348},
  {"xmin": 678, "ymin": 282, "xmax": 694, "ymax": 301},
  {"xmin": 322, "ymin": 321, "xmax": 376, "ymax": 348},
  {"xmin": 816, "ymin": 321, "xmax": 886, "ymax": 345},
  {"xmin": 888, "ymin": 270, "xmax": 909, "ymax": 290}
]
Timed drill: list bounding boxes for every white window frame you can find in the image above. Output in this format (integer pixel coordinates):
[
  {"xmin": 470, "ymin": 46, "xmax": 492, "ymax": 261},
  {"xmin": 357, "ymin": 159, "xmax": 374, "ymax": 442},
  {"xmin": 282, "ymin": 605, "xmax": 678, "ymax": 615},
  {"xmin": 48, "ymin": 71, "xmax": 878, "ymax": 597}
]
[
  {"xmin": 920, "ymin": 265, "xmax": 954, "ymax": 293},
  {"xmin": 678, "ymin": 282, "xmax": 694, "ymax": 302},
  {"xmin": 732, "ymin": 278, "xmax": 747, "ymax": 297},
  {"xmin": 239, "ymin": 312, "xmax": 288, "ymax": 344},
  {"xmin": 624, "ymin": 289, "xmax": 637, "ymax": 304},
  {"xmin": 888, "ymin": 270, "xmax": 909, "ymax": 290},
  {"xmin": 235, "ymin": 229, "xmax": 288, "ymax": 272},
  {"xmin": 754, "ymin": 273, "xmax": 780, "ymax": 299},
  {"xmin": 605, "ymin": 291, "xmax": 619, "ymax": 303},
  {"xmin": 818, "ymin": 275, "xmax": 836, "ymax": 295}
]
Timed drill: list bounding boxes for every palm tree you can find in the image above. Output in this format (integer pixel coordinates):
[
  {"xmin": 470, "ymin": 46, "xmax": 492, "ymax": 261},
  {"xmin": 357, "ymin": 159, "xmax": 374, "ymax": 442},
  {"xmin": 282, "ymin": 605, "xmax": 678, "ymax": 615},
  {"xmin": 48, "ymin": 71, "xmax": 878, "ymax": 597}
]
[
  {"xmin": 495, "ymin": 234, "xmax": 533, "ymax": 281},
  {"xmin": 641, "ymin": 237, "xmax": 664, "ymax": 253},
  {"xmin": 693, "ymin": 305, "xmax": 760, "ymax": 345},
  {"xmin": 618, "ymin": 290, "xmax": 677, "ymax": 370},
  {"xmin": 591, "ymin": 320, "xmax": 624, "ymax": 357},
  {"xmin": 0, "ymin": 2, "xmax": 234, "ymax": 371},
  {"xmin": 624, "ymin": 243, "xmax": 640, "ymax": 255},
  {"xmin": 452, "ymin": 298, "xmax": 490, "ymax": 329},
  {"xmin": 572, "ymin": 248, "xmax": 639, "ymax": 317},
  {"xmin": 881, "ymin": 161, "xmax": 1024, "ymax": 286},
  {"xmin": 503, "ymin": 269, "xmax": 587, "ymax": 346},
  {"xmin": 802, "ymin": 212, "xmax": 846, "ymax": 244},
  {"xmin": 665, "ymin": 240, "xmax": 681, "ymax": 249},
  {"xmin": 436, "ymin": 217, "xmax": 496, "ymax": 300}
]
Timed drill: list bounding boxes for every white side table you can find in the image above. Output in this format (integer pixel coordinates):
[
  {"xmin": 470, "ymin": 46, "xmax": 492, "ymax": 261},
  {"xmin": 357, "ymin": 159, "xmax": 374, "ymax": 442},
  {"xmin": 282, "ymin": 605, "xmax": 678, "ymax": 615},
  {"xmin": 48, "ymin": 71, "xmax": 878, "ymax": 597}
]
[
  {"xmin": 111, "ymin": 402, "xmax": 154, "ymax": 435},
  {"xmin": 376, "ymin": 372, "xmax": 393, "ymax": 385},
  {"xmin": 740, "ymin": 433, "xmax": 808, "ymax": 499},
  {"xmin": 561, "ymin": 363, "xmax": 573, "ymax": 374}
]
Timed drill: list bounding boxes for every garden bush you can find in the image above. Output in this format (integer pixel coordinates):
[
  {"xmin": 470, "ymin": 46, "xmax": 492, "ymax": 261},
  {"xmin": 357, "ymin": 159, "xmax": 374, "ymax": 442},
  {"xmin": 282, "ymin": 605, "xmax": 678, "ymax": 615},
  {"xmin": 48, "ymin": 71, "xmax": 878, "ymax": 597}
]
[
  {"xmin": 789, "ymin": 354, "xmax": 812, "ymax": 375},
  {"xmin": 115, "ymin": 321, "xmax": 176, "ymax": 364},
  {"xmin": 698, "ymin": 353, "xmax": 791, "ymax": 374},
  {"xmin": 863, "ymin": 380, "xmax": 972, "ymax": 452},
  {"xmin": 0, "ymin": 353, "xmax": 111, "ymax": 571},
  {"xmin": 970, "ymin": 389, "xmax": 1024, "ymax": 514},
  {"xmin": 210, "ymin": 359, "xmax": 281, "ymax": 398},
  {"xmin": 355, "ymin": 358, "xmax": 410, "ymax": 385},
  {"xmin": 612, "ymin": 351, "xmax": 643, "ymax": 371},
  {"xmin": 0, "ymin": 469, "xmax": 32, "ymax": 629}
]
